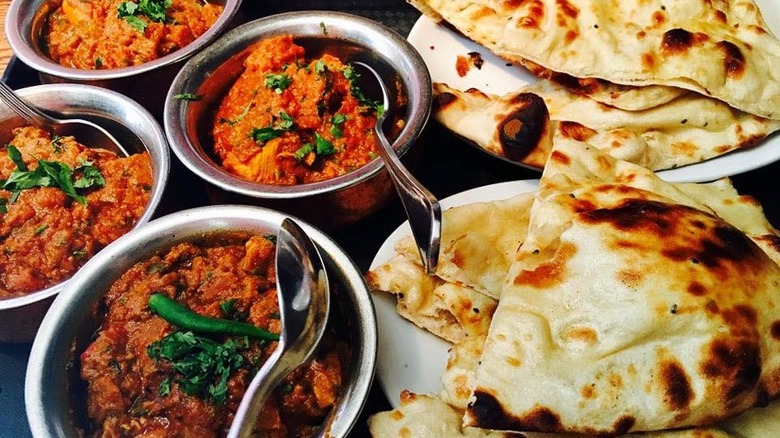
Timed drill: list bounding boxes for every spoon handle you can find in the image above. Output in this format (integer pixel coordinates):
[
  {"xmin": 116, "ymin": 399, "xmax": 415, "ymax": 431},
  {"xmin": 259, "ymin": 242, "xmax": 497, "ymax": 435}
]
[
  {"xmin": 227, "ymin": 346, "xmax": 288, "ymax": 438},
  {"xmin": 0, "ymin": 81, "xmax": 59, "ymax": 129},
  {"xmin": 374, "ymin": 127, "xmax": 442, "ymax": 274}
]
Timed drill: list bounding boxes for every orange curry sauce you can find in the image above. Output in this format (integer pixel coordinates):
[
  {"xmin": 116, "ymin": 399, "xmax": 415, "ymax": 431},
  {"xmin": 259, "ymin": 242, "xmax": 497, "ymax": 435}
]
[
  {"xmin": 0, "ymin": 126, "xmax": 152, "ymax": 299},
  {"xmin": 44, "ymin": 0, "xmax": 223, "ymax": 69},
  {"xmin": 212, "ymin": 35, "xmax": 382, "ymax": 185},
  {"xmin": 80, "ymin": 235, "xmax": 347, "ymax": 437}
]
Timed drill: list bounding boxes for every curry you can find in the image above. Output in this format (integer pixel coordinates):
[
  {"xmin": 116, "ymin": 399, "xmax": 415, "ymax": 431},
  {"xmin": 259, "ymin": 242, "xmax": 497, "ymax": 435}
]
[
  {"xmin": 44, "ymin": 0, "xmax": 224, "ymax": 69},
  {"xmin": 212, "ymin": 35, "xmax": 387, "ymax": 185},
  {"xmin": 79, "ymin": 234, "xmax": 348, "ymax": 437},
  {"xmin": 0, "ymin": 126, "xmax": 152, "ymax": 299}
]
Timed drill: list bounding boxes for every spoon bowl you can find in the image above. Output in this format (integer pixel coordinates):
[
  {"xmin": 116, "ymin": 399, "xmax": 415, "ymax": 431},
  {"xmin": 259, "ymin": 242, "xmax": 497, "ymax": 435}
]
[
  {"xmin": 0, "ymin": 81, "xmax": 129, "ymax": 156},
  {"xmin": 228, "ymin": 217, "xmax": 330, "ymax": 438}
]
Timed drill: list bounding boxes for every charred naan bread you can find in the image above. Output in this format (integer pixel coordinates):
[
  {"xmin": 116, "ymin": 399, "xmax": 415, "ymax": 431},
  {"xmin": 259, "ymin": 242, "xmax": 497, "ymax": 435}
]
[
  {"xmin": 518, "ymin": 58, "xmax": 688, "ymax": 112},
  {"xmin": 367, "ymin": 192, "xmax": 534, "ymax": 343},
  {"xmin": 433, "ymin": 81, "xmax": 780, "ymax": 170},
  {"xmin": 408, "ymin": 0, "xmax": 780, "ymax": 119},
  {"xmin": 366, "ymin": 255, "xmax": 495, "ymax": 343},
  {"xmin": 465, "ymin": 138, "xmax": 780, "ymax": 434},
  {"xmin": 367, "ymin": 391, "xmax": 780, "ymax": 438},
  {"xmin": 368, "ymin": 391, "xmax": 520, "ymax": 438},
  {"xmin": 394, "ymin": 192, "xmax": 535, "ymax": 299}
]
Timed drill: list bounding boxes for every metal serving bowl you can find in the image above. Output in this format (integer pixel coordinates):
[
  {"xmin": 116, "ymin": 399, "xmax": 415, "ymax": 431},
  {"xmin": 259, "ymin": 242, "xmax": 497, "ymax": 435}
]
[
  {"xmin": 0, "ymin": 83, "xmax": 170, "ymax": 342},
  {"xmin": 164, "ymin": 11, "xmax": 432, "ymax": 230},
  {"xmin": 25, "ymin": 205, "xmax": 377, "ymax": 437},
  {"xmin": 5, "ymin": 0, "xmax": 243, "ymax": 116}
]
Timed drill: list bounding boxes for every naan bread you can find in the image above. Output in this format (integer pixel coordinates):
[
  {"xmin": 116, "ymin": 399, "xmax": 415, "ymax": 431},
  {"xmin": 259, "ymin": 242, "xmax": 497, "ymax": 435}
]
[
  {"xmin": 408, "ymin": 0, "xmax": 780, "ymax": 119},
  {"xmin": 367, "ymin": 390, "xmax": 779, "ymax": 437},
  {"xmin": 518, "ymin": 58, "xmax": 688, "ymax": 112},
  {"xmin": 433, "ymin": 81, "xmax": 780, "ymax": 170},
  {"xmin": 466, "ymin": 138, "xmax": 780, "ymax": 434},
  {"xmin": 394, "ymin": 193, "xmax": 535, "ymax": 299},
  {"xmin": 366, "ymin": 255, "xmax": 495, "ymax": 343},
  {"xmin": 368, "ymin": 391, "xmax": 520, "ymax": 438}
]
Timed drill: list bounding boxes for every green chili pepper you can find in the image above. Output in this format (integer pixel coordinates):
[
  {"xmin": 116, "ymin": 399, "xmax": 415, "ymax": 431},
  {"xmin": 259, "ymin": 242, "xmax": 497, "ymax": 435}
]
[{"xmin": 148, "ymin": 293, "xmax": 280, "ymax": 341}]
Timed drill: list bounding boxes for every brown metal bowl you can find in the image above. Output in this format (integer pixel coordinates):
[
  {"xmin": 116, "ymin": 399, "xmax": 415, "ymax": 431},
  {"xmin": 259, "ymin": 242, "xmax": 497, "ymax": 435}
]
[
  {"xmin": 164, "ymin": 11, "xmax": 432, "ymax": 230},
  {"xmin": 5, "ymin": 0, "xmax": 243, "ymax": 116},
  {"xmin": 0, "ymin": 83, "xmax": 170, "ymax": 342}
]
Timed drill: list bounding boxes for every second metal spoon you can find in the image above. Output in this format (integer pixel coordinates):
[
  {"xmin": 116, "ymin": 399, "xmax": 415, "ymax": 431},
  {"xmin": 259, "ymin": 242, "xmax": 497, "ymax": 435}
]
[
  {"xmin": 0, "ymin": 81, "xmax": 128, "ymax": 156},
  {"xmin": 353, "ymin": 61, "xmax": 441, "ymax": 275},
  {"xmin": 228, "ymin": 218, "xmax": 330, "ymax": 438}
]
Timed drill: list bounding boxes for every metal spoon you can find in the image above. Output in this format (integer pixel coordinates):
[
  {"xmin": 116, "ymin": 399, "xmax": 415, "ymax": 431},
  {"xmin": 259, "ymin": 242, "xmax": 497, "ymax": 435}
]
[
  {"xmin": 0, "ymin": 81, "xmax": 128, "ymax": 156},
  {"xmin": 228, "ymin": 218, "xmax": 330, "ymax": 438},
  {"xmin": 353, "ymin": 61, "xmax": 442, "ymax": 274}
]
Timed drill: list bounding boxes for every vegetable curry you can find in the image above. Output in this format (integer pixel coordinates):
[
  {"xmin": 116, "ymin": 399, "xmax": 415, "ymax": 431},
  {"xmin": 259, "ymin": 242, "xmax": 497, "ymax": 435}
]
[
  {"xmin": 44, "ymin": 0, "xmax": 224, "ymax": 69},
  {"xmin": 80, "ymin": 234, "xmax": 348, "ymax": 437},
  {"xmin": 212, "ymin": 35, "xmax": 392, "ymax": 185},
  {"xmin": 0, "ymin": 126, "xmax": 152, "ymax": 299}
]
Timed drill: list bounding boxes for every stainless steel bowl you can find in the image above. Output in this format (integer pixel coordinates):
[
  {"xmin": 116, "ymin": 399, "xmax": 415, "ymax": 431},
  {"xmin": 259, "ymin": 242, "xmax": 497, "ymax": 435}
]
[
  {"xmin": 5, "ymin": 0, "xmax": 243, "ymax": 116},
  {"xmin": 25, "ymin": 205, "xmax": 377, "ymax": 437},
  {"xmin": 0, "ymin": 83, "xmax": 170, "ymax": 342},
  {"xmin": 164, "ymin": 11, "xmax": 432, "ymax": 230}
]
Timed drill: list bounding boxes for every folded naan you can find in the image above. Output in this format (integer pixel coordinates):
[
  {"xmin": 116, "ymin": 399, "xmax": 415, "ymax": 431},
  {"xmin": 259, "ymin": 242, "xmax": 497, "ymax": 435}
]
[
  {"xmin": 367, "ymin": 391, "xmax": 780, "ymax": 438},
  {"xmin": 367, "ymin": 192, "xmax": 534, "ymax": 343},
  {"xmin": 518, "ymin": 58, "xmax": 688, "ymax": 112},
  {"xmin": 394, "ymin": 192, "xmax": 535, "ymax": 299},
  {"xmin": 433, "ymin": 81, "xmax": 780, "ymax": 170},
  {"xmin": 366, "ymin": 255, "xmax": 495, "ymax": 343},
  {"xmin": 408, "ymin": 0, "xmax": 780, "ymax": 119},
  {"xmin": 466, "ymin": 138, "xmax": 780, "ymax": 434}
]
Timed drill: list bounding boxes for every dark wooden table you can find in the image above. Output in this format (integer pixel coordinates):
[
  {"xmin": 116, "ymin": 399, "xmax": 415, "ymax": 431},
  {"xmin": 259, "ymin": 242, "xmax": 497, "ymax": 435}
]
[{"xmin": 1, "ymin": 1, "xmax": 779, "ymax": 437}]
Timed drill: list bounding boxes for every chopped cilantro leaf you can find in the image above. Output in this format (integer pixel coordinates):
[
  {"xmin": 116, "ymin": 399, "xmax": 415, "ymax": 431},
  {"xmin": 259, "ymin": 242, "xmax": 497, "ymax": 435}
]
[
  {"xmin": 314, "ymin": 133, "xmax": 336, "ymax": 156},
  {"xmin": 34, "ymin": 224, "xmax": 48, "ymax": 235},
  {"xmin": 293, "ymin": 143, "xmax": 313, "ymax": 162},
  {"xmin": 314, "ymin": 60, "xmax": 327, "ymax": 75},
  {"xmin": 249, "ymin": 111, "xmax": 295, "ymax": 144},
  {"xmin": 343, "ymin": 64, "xmax": 381, "ymax": 111},
  {"xmin": 118, "ymin": 0, "xmax": 172, "ymax": 32},
  {"xmin": 147, "ymin": 331, "xmax": 249, "ymax": 404},
  {"xmin": 1, "ymin": 145, "xmax": 105, "ymax": 205},
  {"xmin": 264, "ymin": 73, "xmax": 292, "ymax": 94}
]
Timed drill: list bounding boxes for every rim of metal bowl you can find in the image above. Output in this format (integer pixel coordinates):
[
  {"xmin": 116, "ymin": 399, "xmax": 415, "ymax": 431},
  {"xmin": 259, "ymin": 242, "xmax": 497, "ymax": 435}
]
[
  {"xmin": 164, "ymin": 10, "xmax": 432, "ymax": 199},
  {"xmin": 0, "ymin": 83, "xmax": 170, "ymax": 311},
  {"xmin": 5, "ymin": 0, "xmax": 243, "ymax": 80},
  {"xmin": 25, "ymin": 205, "xmax": 377, "ymax": 437}
]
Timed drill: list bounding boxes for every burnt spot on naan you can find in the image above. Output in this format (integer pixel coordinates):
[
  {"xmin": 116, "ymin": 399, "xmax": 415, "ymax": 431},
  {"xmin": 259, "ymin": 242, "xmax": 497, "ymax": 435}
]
[
  {"xmin": 721, "ymin": 305, "xmax": 759, "ymax": 338},
  {"xmin": 513, "ymin": 241, "xmax": 576, "ymax": 289},
  {"xmin": 549, "ymin": 150, "xmax": 571, "ymax": 166},
  {"xmin": 581, "ymin": 199, "xmax": 764, "ymax": 279},
  {"xmin": 513, "ymin": 0, "xmax": 545, "ymax": 29},
  {"xmin": 432, "ymin": 91, "xmax": 460, "ymax": 112},
  {"xmin": 718, "ymin": 41, "xmax": 747, "ymax": 79},
  {"xmin": 469, "ymin": 390, "xmax": 637, "ymax": 434},
  {"xmin": 661, "ymin": 29, "xmax": 710, "ymax": 54},
  {"xmin": 558, "ymin": 121, "xmax": 598, "ymax": 142},
  {"xmin": 772, "ymin": 321, "xmax": 780, "ymax": 340},
  {"xmin": 497, "ymin": 93, "xmax": 549, "ymax": 161},
  {"xmin": 469, "ymin": 391, "xmax": 565, "ymax": 432},
  {"xmin": 660, "ymin": 360, "xmax": 694, "ymax": 411},
  {"xmin": 701, "ymin": 339, "xmax": 761, "ymax": 403}
]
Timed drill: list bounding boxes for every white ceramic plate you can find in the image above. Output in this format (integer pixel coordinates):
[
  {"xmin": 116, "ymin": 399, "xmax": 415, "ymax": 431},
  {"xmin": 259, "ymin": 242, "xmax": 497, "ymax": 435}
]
[
  {"xmin": 407, "ymin": 0, "xmax": 780, "ymax": 183},
  {"xmin": 370, "ymin": 180, "xmax": 539, "ymax": 407}
]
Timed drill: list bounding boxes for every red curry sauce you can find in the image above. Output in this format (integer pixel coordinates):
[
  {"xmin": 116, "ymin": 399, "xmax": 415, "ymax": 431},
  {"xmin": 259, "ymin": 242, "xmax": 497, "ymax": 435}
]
[
  {"xmin": 44, "ymin": 0, "xmax": 223, "ymax": 69},
  {"xmin": 0, "ymin": 126, "xmax": 152, "ymax": 299},
  {"xmin": 80, "ymin": 235, "xmax": 347, "ymax": 437},
  {"xmin": 212, "ymin": 35, "xmax": 383, "ymax": 185}
]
